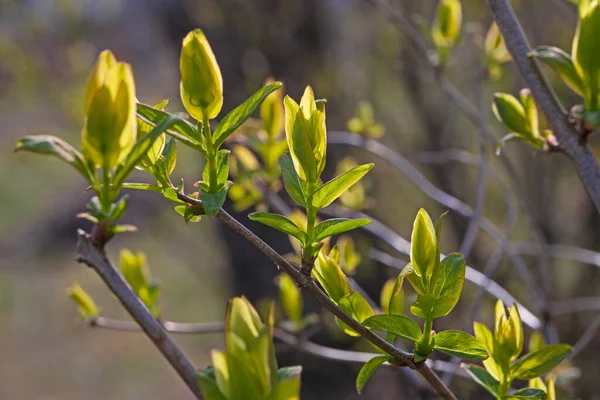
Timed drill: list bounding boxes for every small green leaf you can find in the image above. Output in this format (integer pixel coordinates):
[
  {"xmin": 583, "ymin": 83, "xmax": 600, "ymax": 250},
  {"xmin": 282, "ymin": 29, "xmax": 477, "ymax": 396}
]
[
  {"xmin": 505, "ymin": 388, "xmax": 547, "ymax": 399},
  {"xmin": 511, "ymin": 344, "xmax": 572, "ymax": 380},
  {"xmin": 15, "ymin": 135, "xmax": 95, "ymax": 184},
  {"xmin": 572, "ymin": 2, "xmax": 600, "ymax": 109},
  {"xmin": 175, "ymin": 204, "xmax": 202, "ymax": 223},
  {"xmin": 492, "ymin": 93, "xmax": 530, "ymax": 136},
  {"xmin": 67, "ymin": 283, "xmax": 99, "ymax": 319},
  {"xmin": 400, "ymin": 263, "xmax": 427, "ymax": 295},
  {"xmin": 428, "ymin": 253, "xmax": 466, "ymax": 317},
  {"xmin": 432, "ymin": 330, "xmax": 489, "ymax": 360},
  {"xmin": 270, "ymin": 366, "xmax": 302, "ymax": 400},
  {"xmin": 278, "ymin": 273, "xmax": 303, "ymax": 323},
  {"xmin": 163, "ymin": 187, "xmax": 187, "ymax": 204},
  {"xmin": 312, "ymin": 250, "xmax": 352, "ymax": 303},
  {"xmin": 336, "ymin": 291, "xmax": 375, "ymax": 337},
  {"xmin": 199, "ymin": 187, "xmax": 228, "ymax": 217},
  {"xmin": 281, "ymin": 151, "xmax": 306, "ymax": 206},
  {"xmin": 383, "ymin": 275, "xmax": 405, "ymax": 315},
  {"xmin": 529, "ymin": 46, "xmax": 585, "ymax": 96},
  {"xmin": 113, "ymin": 114, "xmax": 182, "ymax": 190},
  {"xmin": 249, "ymin": 212, "xmax": 308, "ymax": 245},
  {"xmin": 474, "ymin": 322, "xmax": 508, "ymax": 382},
  {"xmin": 196, "ymin": 367, "xmax": 228, "ymax": 400},
  {"xmin": 363, "ymin": 314, "xmax": 422, "ymax": 342},
  {"xmin": 410, "ymin": 208, "xmax": 438, "ymax": 279},
  {"xmin": 108, "ymin": 194, "xmax": 129, "ymax": 221},
  {"xmin": 313, "ymin": 218, "xmax": 371, "ymax": 242},
  {"xmin": 310, "ymin": 163, "xmax": 374, "ymax": 209},
  {"xmin": 463, "ymin": 364, "xmax": 501, "ymax": 397},
  {"xmin": 519, "ymin": 89, "xmax": 539, "ymax": 139},
  {"xmin": 162, "ymin": 136, "xmax": 177, "ymax": 176},
  {"xmin": 356, "ymin": 355, "xmax": 389, "ymax": 393},
  {"xmin": 137, "ymin": 103, "xmax": 205, "ymax": 153},
  {"xmin": 212, "ymin": 81, "xmax": 282, "ymax": 148}
]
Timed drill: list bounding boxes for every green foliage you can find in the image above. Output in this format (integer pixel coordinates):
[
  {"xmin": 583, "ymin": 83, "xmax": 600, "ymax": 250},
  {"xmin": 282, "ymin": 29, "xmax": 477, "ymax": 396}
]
[
  {"xmin": 278, "ymin": 273, "xmax": 303, "ymax": 326},
  {"xmin": 364, "ymin": 314, "xmax": 422, "ymax": 342},
  {"xmin": 197, "ymin": 297, "xmax": 302, "ymax": 400},
  {"xmin": 355, "ymin": 355, "xmax": 392, "ymax": 393},
  {"xmin": 311, "ymin": 247, "xmax": 352, "ymax": 304},
  {"xmin": 492, "ymin": 90, "xmax": 554, "ymax": 152},
  {"xmin": 346, "ymin": 102, "xmax": 385, "ymax": 139},
  {"xmin": 67, "ymin": 283, "xmax": 99, "ymax": 319},
  {"xmin": 120, "ymin": 249, "xmax": 160, "ymax": 317},
  {"xmin": 466, "ymin": 300, "xmax": 572, "ymax": 399},
  {"xmin": 431, "ymin": 0, "xmax": 462, "ymax": 65},
  {"xmin": 485, "ymin": 23, "xmax": 512, "ymax": 80}
]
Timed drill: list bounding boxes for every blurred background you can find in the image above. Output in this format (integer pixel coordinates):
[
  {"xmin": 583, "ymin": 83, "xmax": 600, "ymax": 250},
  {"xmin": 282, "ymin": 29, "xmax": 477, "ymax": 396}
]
[{"xmin": 1, "ymin": 0, "xmax": 599, "ymax": 398}]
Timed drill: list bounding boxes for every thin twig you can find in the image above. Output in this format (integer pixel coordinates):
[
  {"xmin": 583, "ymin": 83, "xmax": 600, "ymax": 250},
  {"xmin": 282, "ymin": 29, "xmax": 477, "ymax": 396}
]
[
  {"xmin": 75, "ymin": 231, "xmax": 203, "ymax": 399},
  {"xmin": 551, "ymin": 297, "xmax": 600, "ymax": 315},
  {"xmin": 89, "ymin": 316, "xmax": 225, "ymax": 333},
  {"xmin": 176, "ymin": 193, "xmax": 458, "ymax": 400},
  {"xmin": 568, "ymin": 313, "xmax": 600, "ymax": 360}
]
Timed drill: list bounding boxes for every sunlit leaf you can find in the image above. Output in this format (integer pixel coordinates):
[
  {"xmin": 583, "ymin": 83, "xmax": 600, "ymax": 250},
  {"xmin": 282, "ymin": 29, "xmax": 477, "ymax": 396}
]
[
  {"xmin": 356, "ymin": 355, "xmax": 389, "ymax": 393},
  {"xmin": 313, "ymin": 218, "xmax": 370, "ymax": 242},
  {"xmin": 336, "ymin": 291, "xmax": 375, "ymax": 337},
  {"xmin": 463, "ymin": 364, "xmax": 501, "ymax": 398},
  {"xmin": 249, "ymin": 212, "xmax": 308, "ymax": 245},
  {"xmin": 363, "ymin": 314, "xmax": 422, "ymax": 342},
  {"xmin": 433, "ymin": 330, "xmax": 489, "ymax": 360},
  {"xmin": 511, "ymin": 344, "xmax": 572, "ymax": 380},
  {"xmin": 310, "ymin": 164, "xmax": 374, "ymax": 209},
  {"xmin": 530, "ymin": 46, "xmax": 585, "ymax": 96}
]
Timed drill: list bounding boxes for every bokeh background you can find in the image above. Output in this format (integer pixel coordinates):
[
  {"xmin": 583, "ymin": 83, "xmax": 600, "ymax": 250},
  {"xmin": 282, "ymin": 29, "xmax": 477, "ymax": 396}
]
[{"xmin": 1, "ymin": 0, "xmax": 599, "ymax": 399}]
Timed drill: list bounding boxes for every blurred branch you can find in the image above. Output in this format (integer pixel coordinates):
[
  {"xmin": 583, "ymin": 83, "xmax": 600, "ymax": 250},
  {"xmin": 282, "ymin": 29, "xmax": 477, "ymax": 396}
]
[
  {"xmin": 486, "ymin": 0, "xmax": 600, "ymax": 214},
  {"xmin": 75, "ymin": 230, "xmax": 203, "ymax": 399},
  {"xmin": 416, "ymin": 149, "xmax": 479, "ymax": 166},
  {"xmin": 568, "ymin": 313, "xmax": 600, "ymax": 360},
  {"xmin": 514, "ymin": 242, "xmax": 600, "ymax": 268},
  {"xmin": 177, "ymin": 193, "xmax": 458, "ymax": 400},
  {"xmin": 89, "ymin": 316, "xmax": 225, "ymax": 333},
  {"xmin": 552, "ymin": 297, "xmax": 600, "ymax": 315}
]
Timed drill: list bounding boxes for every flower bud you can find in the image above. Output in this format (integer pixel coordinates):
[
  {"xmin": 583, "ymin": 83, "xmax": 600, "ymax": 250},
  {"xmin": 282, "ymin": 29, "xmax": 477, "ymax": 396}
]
[
  {"xmin": 180, "ymin": 29, "xmax": 223, "ymax": 121},
  {"xmin": 82, "ymin": 50, "xmax": 137, "ymax": 168}
]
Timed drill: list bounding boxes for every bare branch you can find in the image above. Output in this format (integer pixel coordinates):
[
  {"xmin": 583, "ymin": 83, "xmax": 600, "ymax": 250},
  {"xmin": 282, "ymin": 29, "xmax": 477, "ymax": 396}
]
[
  {"xmin": 75, "ymin": 231, "xmax": 203, "ymax": 399},
  {"xmin": 89, "ymin": 316, "xmax": 225, "ymax": 334},
  {"xmin": 568, "ymin": 313, "xmax": 600, "ymax": 360}
]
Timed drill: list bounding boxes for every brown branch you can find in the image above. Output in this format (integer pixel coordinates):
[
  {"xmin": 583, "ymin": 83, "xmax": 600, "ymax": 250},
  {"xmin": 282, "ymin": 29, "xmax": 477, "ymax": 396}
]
[
  {"xmin": 485, "ymin": 0, "xmax": 600, "ymax": 214},
  {"xmin": 176, "ymin": 193, "xmax": 458, "ymax": 400},
  {"xmin": 75, "ymin": 231, "xmax": 203, "ymax": 399}
]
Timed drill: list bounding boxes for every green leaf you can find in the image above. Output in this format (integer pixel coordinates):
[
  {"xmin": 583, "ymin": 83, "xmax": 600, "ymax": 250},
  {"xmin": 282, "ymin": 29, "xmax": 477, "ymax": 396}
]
[
  {"xmin": 284, "ymin": 95, "xmax": 318, "ymax": 182},
  {"xmin": 433, "ymin": 330, "xmax": 489, "ymax": 360},
  {"xmin": 109, "ymin": 194, "xmax": 129, "ymax": 221},
  {"xmin": 519, "ymin": 89, "xmax": 539, "ymax": 139},
  {"xmin": 312, "ymin": 251, "xmax": 352, "ymax": 303},
  {"xmin": 15, "ymin": 135, "xmax": 95, "ymax": 184},
  {"xmin": 137, "ymin": 103, "xmax": 206, "ymax": 153},
  {"xmin": 474, "ymin": 322, "xmax": 508, "ymax": 382},
  {"xmin": 175, "ymin": 204, "xmax": 202, "ymax": 223},
  {"xmin": 199, "ymin": 187, "xmax": 228, "ymax": 217},
  {"xmin": 310, "ymin": 163, "xmax": 374, "ymax": 209},
  {"xmin": 163, "ymin": 187, "xmax": 187, "ymax": 204},
  {"xmin": 216, "ymin": 150, "xmax": 230, "ymax": 189},
  {"xmin": 463, "ymin": 364, "xmax": 501, "ymax": 398},
  {"xmin": 492, "ymin": 93, "xmax": 530, "ymax": 137},
  {"xmin": 363, "ymin": 314, "xmax": 422, "ymax": 342},
  {"xmin": 196, "ymin": 367, "xmax": 228, "ymax": 400},
  {"xmin": 336, "ymin": 291, "xmax": 375, "ymax": 337},
  {"xmin": 572, "ymin": 2, "xmax": 600, "ymax": 109},
  {"xmin": 529, "ymin": 46, "xmax": 585, "ymax": 96},
  {"xmin": 122, "ymin": 182, "xmax": 162, "ymax": 192},
  {"xmin": 511, "ymin": 344, "xmax": 572, "ymax": 380},
  {"xmin": 505, "ymin": 388, "xmax": 547, "ymax": 399},
  {"xmin": 313, "ymin": 218, "xmax": 371, "ymax": 242},
  {"xmin": 270, "ymin": 366, "xmax": 302, "ymax": 400},
  {"xmin": 400, "ymin": 263, "xmax": 427, "ymax": 295},
  {"xmin": 356, "ymin": 355, "xmax": 389, "ymax": 393},
  {"xmin": 410, "ymin": 208, "xmax": 438, "ymax": 279},
  {"xmin": 249, "ymin": 212, "xmax": 308, "ymax": 245},
  {"xmin": 281, "ymin": 151, "xmax": 306, "ymax": 206},
  {"xmin": 212, "ymin": 81, "xmax": 282, "ymax": 148},
  {"xmin": 428, "ymin": 253, "xmax": 466, "ymax": 317},
  {"xmin": 67, "ymin": 283, "xmax": 99, "ymax": 319},
  {"xmin": 278, "ymin": 273, "xmax": 303, "ymax": 323},
  {"xmin": 383, "ymin": 275, "xmax": 405, "ymax": 315},
  {"xmin": 113, "ymin": 114, "xmax": 182, "ymax": 190},
  {"xmin": 162, "ymin": 136, "xmax": 177, "ymax": 176},
  {"xmin": 528, "ymin": 331, "xmax": 546, "ymax": 353}
]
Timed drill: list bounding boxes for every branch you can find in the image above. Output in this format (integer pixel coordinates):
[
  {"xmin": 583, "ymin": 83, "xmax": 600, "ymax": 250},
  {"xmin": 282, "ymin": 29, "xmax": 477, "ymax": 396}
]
[
  {"xmin": 177, "ymin": 193, "xmax": 458, "ymax": 400},
  {"xmin": 75, "ymin": 231, "xmax": 203, "ymax": 399},
  {"xmin": 89, "ymin": 316, "xmax": 225, "ymax": 334},
  {"xmin": 486, "ymin": 0, "xmax": 600, "ymax": 213}
]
